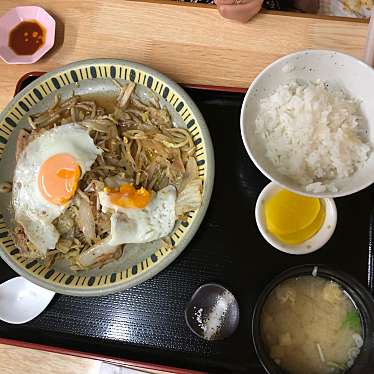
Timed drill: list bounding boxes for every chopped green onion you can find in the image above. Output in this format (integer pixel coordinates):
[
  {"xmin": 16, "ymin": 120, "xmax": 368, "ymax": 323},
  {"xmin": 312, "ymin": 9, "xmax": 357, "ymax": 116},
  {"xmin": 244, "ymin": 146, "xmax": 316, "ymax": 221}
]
[
  {"xmin": 327, "ymin": 361, "xmax": 345, "ymax": 370},
  {"xmin": 341, "ymin": 310, "xmax": 361, "ymax": 332}
]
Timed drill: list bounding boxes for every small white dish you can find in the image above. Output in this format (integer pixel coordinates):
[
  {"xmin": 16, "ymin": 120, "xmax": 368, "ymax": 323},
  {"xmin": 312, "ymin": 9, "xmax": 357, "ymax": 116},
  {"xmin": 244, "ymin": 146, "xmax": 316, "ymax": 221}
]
[
  {"xmin": 255, "ymin": 182, "xmax": 337, "ymax": 255},
  {"xmin": 0, "ymin": 276, "xmax": 55, "ymax": 324}
]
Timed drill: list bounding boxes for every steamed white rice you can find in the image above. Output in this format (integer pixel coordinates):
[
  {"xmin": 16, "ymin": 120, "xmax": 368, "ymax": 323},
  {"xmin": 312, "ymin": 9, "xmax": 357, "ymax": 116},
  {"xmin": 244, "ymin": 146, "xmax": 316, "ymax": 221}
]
[{"xmin": 255, "ymin": 80, "xmax": 371, "ymax": 193}]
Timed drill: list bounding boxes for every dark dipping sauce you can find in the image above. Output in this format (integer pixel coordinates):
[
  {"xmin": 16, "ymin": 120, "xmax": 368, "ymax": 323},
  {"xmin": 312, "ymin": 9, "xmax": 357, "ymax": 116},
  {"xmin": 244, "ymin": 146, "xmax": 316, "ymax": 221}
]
[{"xmin": 8, "ymin": 20, "xmax": 46, "ymax": 55}]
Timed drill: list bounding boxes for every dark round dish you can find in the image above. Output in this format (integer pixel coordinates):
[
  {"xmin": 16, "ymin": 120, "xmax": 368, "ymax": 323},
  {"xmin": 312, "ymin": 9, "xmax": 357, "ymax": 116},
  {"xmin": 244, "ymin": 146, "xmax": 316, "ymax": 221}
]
[
  {"xmin": 185, "ymin": 283, "xmax": 239, "ymax": 341},
  {"xmin": 252, "ymin": 264, "xmax": 374, "ymax": 374}
]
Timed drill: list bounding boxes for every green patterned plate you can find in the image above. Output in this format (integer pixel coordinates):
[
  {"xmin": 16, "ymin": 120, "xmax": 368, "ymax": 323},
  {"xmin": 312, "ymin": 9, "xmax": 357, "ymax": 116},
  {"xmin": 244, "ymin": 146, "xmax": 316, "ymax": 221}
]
[{"xmin": 0, "ymin": 59, "xmax": 214, "ymax": 296}]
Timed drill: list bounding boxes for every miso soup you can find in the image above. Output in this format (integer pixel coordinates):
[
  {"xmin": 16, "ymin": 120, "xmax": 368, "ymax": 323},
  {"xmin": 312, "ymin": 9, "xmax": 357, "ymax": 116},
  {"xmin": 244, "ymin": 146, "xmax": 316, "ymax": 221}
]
[{"xmin": 261, "ymin": 276, "xmax": 363, "ymax": 374}]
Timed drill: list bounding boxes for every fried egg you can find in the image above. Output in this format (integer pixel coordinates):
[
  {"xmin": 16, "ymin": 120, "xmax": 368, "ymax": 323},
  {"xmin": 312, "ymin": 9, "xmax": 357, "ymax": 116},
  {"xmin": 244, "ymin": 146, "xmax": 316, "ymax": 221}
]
[
  {"xmin": 98, "ymin": 183, "xmax": 176, "ymax": 245},
  {"xmin": 13, "ymin": 124, "xmax": 102, "ymax": 255}
]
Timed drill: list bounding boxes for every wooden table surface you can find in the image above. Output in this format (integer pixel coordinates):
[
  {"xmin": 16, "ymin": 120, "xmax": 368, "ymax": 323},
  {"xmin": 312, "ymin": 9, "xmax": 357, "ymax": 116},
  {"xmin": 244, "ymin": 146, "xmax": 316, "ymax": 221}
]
[
  {"xmin": 0, "ymin": 344, "xmax": 101, "ymax": 374},
  {"xmin": 0, "ymin": 0, "xmax": 369, "ymax": 111},
  {"xmin": 0, "ymin": 343, "xmax": 177, "ymax": 373},
  {"xmin": 0, "ymin": 0, "xmax": 370, "ymax": 371}
]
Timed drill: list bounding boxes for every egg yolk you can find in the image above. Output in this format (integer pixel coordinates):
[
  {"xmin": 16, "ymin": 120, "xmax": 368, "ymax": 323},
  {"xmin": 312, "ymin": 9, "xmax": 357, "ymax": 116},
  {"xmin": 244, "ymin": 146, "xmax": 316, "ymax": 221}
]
[
  {"xmin": 264, "ymin": 189, "xmax": 325, "ymax": 245},
  {"xmin": 38, "ymin": 153, "xmax": 81, "ymax": 205},
  {"xmin": 105, "ymin": 184, "xmax": 151, "ymax": 209}
]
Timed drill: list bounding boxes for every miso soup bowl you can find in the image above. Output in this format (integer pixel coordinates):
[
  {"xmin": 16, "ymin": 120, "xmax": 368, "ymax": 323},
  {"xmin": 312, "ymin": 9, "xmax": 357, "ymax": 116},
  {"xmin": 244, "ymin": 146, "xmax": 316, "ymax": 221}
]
[{"xmin": 252, "ymin": 265, "xmax": 374, "ymax": 374}]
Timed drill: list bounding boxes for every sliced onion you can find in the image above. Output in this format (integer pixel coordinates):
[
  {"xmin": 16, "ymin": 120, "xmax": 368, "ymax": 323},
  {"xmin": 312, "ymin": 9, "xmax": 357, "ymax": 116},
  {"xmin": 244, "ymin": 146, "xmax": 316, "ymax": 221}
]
[
  {"xmin": 175, "ymin": 178, "xmax": 202, "ymax": 217},
  {"xmin": 77, "ymin": 237, "xmax": 121, "ymax": 267},
  {"xmin": 118, "ymin": 83, "xmax": 136, "ymax": 108},
  {"xmin": 76, "ymin": 192, "xmax": 96, "ymax": 244}
]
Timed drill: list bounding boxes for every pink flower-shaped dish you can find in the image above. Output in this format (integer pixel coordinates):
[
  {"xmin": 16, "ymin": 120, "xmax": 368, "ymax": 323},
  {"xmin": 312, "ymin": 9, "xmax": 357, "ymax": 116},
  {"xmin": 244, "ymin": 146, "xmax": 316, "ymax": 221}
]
[{"xmin": 0, "ymin": 6, "xmax": 55, "ymax": 64}]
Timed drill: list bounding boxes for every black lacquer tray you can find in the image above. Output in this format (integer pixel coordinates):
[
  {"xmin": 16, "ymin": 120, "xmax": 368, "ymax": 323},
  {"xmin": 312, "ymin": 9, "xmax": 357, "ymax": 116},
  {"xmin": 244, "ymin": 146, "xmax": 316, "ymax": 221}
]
[{"xmin": 0, "ymin": 75, "xmax": 373, "ymax": 373}]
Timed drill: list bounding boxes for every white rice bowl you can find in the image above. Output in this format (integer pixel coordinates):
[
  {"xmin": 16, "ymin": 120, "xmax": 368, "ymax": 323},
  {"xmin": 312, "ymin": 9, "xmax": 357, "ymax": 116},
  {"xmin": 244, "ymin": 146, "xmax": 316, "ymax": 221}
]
[
  {"xmin": 241, "ymin": 50, "xmax": 374, "ymax": 198},
  {"xmin": 254, "ymin": 79, "xmax": 371, "ymax": 194}
]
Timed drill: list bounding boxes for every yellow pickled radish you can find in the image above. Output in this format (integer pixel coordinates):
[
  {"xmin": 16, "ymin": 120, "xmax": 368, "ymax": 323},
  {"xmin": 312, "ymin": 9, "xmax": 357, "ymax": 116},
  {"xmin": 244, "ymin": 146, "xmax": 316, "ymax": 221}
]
[
  {"xmin": 272, "ymin": 204, "xmax": 326, "ymax": 245},
  {"xmin": 264, "ymin": 190, "xmax": 321, "ymax": 235}
]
